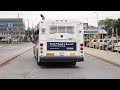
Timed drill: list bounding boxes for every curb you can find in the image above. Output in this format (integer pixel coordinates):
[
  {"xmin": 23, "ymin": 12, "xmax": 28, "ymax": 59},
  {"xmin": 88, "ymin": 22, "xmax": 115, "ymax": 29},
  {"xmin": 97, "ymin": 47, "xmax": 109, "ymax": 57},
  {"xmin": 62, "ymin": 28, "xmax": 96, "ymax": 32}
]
[
  {"xmin": 85, "ymin": 49, "xmax": 120, "ymax": 67},
  {"xmin": 0, "ymin": 46, "xmax": 33, "ymax": 66}
]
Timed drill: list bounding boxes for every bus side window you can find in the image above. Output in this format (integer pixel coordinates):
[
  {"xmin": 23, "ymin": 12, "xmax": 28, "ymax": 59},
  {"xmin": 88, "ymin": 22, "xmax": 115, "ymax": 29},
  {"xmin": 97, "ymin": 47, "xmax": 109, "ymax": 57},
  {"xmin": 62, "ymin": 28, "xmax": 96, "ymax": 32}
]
[{"xmin": 34, "ymin": 30, "xmax": 39, "ymax": 44}]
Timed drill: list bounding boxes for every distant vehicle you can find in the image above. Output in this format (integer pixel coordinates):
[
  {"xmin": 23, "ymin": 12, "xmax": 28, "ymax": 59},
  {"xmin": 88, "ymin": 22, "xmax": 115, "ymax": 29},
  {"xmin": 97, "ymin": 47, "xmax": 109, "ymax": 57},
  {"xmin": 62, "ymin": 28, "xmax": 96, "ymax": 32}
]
[
  {"xmin": 112, "ymin": 40, "xmax": 120, "ymax": 52},
  {"xmin": 106, "ymin": 39, "xmax": 120, "ymax": 51},
  {"xmin": 103, "ymin": 38, "xmax": 111, "ymax": 50},
  {"xmin": 12, "ymin": 39, "xmax": 17, "ymax": 42},
  {"xmin": 0, "ymin": 39, "xmax": 7, "ymax": 42},
  {"xmin": 117, "ymin": 42, "xmax": 120, "ymax": 53},
  {"xmin": 95, "ymin": 39, "xmax": 104, "ymax": 49},
  {"xmin": 87, "ymin": 39, "xmax": 97, "ymax": 48},
  {"xmin": 26, "ymin": 38, "xmax": 31, "ymax": 42}
]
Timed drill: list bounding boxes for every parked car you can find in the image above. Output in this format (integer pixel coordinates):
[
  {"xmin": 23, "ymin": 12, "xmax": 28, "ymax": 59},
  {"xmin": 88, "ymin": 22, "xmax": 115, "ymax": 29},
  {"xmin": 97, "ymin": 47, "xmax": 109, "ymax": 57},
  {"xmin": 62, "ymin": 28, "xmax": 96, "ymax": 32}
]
[
  {"xmin": 12, "ymin": 39, "xmax": 17, "ymax": 42},
  {"xmin": 117, "ymin": 42, "xmax": 120, "ymax": 53},
  {"xmin": 88, "ymin": 39, "xmax": 97, "ymax": 48},
  {"xmin": 105, "ymin": 39, "xmax": 120, "ymax": 52},
  {"xmin": 103, "ymin": 38, "xmax": 112, "ymax": 50},
  {"xmin": 0, "ymin": 39, "xmax": 7, "ymax": 42},
  {"xmin": 113, "ymin": 41, "xmax": 120, "ymax": 52},
  {"xmin": 95, "ymin": 39, "xmax": 104, "ymax": 49}
]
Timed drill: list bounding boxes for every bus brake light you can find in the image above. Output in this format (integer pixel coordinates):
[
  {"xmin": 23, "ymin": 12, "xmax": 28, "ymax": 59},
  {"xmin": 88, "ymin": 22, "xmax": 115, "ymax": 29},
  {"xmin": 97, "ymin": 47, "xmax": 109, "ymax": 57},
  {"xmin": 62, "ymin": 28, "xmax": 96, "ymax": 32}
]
[
  {"xmin": 40, "ymin": 43, "xmax": 43, "ymax": 46},
  {"xmin": 80, "ymin": 43, "xmax": 83, "ymax": 46}
]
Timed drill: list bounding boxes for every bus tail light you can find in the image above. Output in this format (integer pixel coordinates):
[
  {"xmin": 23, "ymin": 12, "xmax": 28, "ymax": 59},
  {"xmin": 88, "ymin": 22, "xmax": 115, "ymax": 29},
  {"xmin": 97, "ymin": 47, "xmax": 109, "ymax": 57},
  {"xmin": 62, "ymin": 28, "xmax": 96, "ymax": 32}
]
[
  {"xmin": 40, "ymin": 51, "xmax": 43, "ymax": 53},
  {"xmin": 40, "ymin": 43, "xmax": 43, "ymax": 46},
  {"xmin": 80, "ymin": 48, "xmax": 83, "ymax": 50},
  {"xmin": 80, "ymin": 43, "xmax": 83, "ymax": 46},
  {"xmin": 80, "ymin": 43, "xmax": 84, "ymax": 54},
  {"xmin": 40, "ymin": 47, "xmax": 43, "ymax": 50}
]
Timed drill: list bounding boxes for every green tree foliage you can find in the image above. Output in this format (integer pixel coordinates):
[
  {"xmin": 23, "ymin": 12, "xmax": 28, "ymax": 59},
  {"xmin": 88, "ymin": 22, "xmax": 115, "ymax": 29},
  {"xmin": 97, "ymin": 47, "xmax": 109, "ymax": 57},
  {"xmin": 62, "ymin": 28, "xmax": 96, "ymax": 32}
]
[
  {"xmin": 115, "ymin": 18, "xmax": 120, "ymax": 36},
  {"xmin": 98, "ymin": 18, "xmax": 120, "ymax": 36}
]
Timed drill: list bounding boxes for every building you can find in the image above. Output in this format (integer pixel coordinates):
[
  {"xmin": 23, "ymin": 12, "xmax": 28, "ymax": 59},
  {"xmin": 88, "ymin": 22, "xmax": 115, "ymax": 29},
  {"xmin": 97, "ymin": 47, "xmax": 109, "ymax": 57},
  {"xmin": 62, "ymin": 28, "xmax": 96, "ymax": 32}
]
[{"xmin": 0, "ymin": 18, "xmax": 25, "ymax": 41}]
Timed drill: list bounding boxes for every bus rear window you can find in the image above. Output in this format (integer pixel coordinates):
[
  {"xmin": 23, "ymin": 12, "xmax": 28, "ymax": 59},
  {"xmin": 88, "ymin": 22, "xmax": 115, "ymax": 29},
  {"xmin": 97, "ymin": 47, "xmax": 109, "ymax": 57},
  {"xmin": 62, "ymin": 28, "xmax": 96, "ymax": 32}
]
[
  {"xmin": 58, "ymin": 26, "xmax": 66, "ymax": 33},
  {"xmin": 67, "ymin": 26, "xmax": 74, "ymax": 34},
  {"xmin": 49, "ymin": 26, "xmax": 57, "ymax": 34},
  {"xmin": 49, "ymin": 25, "xmax": 74, "ymax": 34}
]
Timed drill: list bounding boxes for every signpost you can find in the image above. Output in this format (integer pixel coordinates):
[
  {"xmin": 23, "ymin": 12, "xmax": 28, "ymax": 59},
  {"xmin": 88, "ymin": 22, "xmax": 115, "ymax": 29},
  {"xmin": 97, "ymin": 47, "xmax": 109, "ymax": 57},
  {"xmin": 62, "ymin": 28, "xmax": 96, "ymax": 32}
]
[{"xmin": 83, "ymin": 30, "xmax": 99, "ymax": 34}]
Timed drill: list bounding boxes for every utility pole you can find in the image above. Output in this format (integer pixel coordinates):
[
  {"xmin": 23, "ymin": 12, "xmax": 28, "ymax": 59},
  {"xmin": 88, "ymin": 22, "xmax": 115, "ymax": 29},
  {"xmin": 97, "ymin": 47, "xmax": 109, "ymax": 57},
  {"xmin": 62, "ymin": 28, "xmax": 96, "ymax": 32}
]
[
  {"xmin": 111, "ymin": 28, "xmax": 114, "ymax": 52},
  {"xmin": 18, "ymin": 13, "xmax": 20, "ymax": 43},
  {"xmin": 28, "ymin": 19, "xmax": 29, "ymax": 41},
  {"xmin": 116, "ymin": 28, "xmax": 118, "ymax": 52},
  {"xmin": 94, "ymin": 12, "xmax": 99, "ymax": 29}
]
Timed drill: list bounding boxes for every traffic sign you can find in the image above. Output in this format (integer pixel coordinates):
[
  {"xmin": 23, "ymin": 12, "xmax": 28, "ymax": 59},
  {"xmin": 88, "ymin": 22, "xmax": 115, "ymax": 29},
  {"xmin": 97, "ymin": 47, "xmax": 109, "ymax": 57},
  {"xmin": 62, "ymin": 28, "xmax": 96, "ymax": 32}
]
[{"xmin": 16, "ymin": 28, "xmax": 19, "ymax": 32}]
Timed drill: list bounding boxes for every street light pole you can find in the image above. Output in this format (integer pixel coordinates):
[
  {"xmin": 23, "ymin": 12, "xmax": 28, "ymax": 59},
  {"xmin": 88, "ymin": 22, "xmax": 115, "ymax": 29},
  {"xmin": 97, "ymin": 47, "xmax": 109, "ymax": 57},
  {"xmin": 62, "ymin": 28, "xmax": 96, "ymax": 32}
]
[
  {"xmin": 18, "ymin": 13, "xmax": 20, "ymax": 43},
  {"xmin": 94, "ymin": 12, "xmax": 99, "ymax": 29},
  {"xmin": 28, "ymin": 19, "xmax": 29, "ymax": 41}
]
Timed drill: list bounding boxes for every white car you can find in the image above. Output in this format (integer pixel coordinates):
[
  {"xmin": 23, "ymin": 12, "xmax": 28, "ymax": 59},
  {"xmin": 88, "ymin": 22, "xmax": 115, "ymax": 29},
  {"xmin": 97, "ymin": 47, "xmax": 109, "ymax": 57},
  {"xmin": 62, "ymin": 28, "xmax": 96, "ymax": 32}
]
[
  {"xmin": 12, "ymin": 39, "xmax": 17, "ymax": 42},
  {"xmin": 108, "ymin": 40, "xmax": 120, "ymax": 52},
  {"xmin": 0, "ymin": 39, "xmax": 7, "ymax": 42},
  {"xmin": 114, "ymin": 42, "xmax": 120, "ymax": 53},
  {"xmin": 95, "ymin": 39, "xmax": 104, "ymax": 49}
]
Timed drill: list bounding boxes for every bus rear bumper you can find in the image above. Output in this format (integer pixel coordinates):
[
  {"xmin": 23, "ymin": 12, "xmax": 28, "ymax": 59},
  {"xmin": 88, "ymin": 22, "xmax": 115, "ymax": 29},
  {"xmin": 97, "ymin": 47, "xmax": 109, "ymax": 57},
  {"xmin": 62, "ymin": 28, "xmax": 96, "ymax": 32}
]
[{"xmin": 40, "ymin": 56, "xmax": 84, "ymax": 62}]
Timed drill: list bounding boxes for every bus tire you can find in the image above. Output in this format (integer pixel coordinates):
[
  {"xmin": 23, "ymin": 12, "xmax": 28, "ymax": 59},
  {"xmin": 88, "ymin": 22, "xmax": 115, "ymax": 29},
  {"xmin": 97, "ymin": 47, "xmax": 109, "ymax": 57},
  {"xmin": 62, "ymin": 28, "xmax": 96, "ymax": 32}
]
[
  {"xmin": 36, "ymin": 49, "xmax": 40, "ymax": 65},
  {"xmin": 37, "ymin": 61, "xmax": 41, "ymax": 65},
  {"xmin": 119, "ymin": 51, "xmax": 120, "ymax": 53},
  {"xmin": 36, "ymin": 53, "xmax": 43, "ymax": 65}
]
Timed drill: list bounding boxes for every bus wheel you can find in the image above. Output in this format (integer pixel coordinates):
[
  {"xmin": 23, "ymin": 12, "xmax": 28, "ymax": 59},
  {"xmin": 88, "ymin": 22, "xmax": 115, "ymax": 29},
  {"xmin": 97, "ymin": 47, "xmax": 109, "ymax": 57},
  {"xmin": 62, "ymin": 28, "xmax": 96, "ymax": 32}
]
[
  {"xmin": 37, "ymin": 60, "xmax": 43, "ymax": 65},
  {"xmin": 119, "ymin": 51, "xmax": 120, "ymax": 53},
  {"xmin": 37, "ymin": 61, "xmax": 41, "ymax": 65},
  {"xmin": 37, "ymin": 55, "xmax": 43, "ymax": 65}
]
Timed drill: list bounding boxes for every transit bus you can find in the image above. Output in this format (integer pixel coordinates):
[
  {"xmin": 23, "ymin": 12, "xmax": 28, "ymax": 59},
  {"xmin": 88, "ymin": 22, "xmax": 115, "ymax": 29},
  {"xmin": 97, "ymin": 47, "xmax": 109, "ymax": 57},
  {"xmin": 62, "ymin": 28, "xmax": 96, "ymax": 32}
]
[{"xmin": 33, "ymin": 19, "xmax": 84, "ymax": 65}]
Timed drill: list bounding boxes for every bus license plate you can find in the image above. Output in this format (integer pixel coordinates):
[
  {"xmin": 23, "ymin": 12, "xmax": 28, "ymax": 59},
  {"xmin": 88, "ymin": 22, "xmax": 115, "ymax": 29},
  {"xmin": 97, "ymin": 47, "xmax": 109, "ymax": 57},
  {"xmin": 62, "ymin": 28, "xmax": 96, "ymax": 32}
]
[
  {"xmin": 59, "ymin": 52, "xmax": 64, "ymax": 56},
  {"xmin": 46, "ymin": 53, "xmax": 54, "ymax": 56},
  {"xmin": 70, "ymin": 53, "xmax": 76, "ymax": 56}
]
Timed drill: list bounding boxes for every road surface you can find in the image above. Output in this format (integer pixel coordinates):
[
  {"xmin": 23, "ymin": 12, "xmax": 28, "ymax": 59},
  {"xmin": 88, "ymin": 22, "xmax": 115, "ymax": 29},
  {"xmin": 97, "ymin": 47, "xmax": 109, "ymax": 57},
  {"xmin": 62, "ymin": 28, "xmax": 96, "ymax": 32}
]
[{"xmin": 0, "ymin": 49, "xmax": 120, "ymax": 79}]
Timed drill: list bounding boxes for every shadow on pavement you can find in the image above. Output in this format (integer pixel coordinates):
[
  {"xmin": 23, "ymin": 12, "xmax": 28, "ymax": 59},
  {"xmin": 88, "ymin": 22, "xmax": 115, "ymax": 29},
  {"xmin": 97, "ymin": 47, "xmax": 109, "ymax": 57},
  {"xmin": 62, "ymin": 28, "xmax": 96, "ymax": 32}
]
[{"xmin": 39, "ymin": 62, "xmax": 80, "ymax": 69}]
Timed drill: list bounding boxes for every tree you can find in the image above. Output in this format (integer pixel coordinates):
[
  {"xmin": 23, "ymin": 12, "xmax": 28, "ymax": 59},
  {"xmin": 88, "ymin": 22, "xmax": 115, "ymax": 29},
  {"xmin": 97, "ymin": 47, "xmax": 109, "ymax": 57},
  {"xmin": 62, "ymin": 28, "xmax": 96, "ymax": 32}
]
[
  {"xmin": 115, "ymin": 18, "xmax": 120, "ymax": 36},
  {"xmin": 25, "ymin": 28, "xmax": 33, "ymax": 42},
  {"xmin": 98, "ymin": 18, "xmax": 116, "ymax": 36},
  {"xmin": 98, "ymin": 20, "xmax": 105, "ymax": 29}
]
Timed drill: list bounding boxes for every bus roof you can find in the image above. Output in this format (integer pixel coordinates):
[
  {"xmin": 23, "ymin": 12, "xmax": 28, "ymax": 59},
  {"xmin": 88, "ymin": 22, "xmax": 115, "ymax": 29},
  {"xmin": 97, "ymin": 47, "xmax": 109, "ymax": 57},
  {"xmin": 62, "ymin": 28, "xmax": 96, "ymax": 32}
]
[{"xmin": 39, "ymin": 20, "xmax": 83, "ymax": 24}]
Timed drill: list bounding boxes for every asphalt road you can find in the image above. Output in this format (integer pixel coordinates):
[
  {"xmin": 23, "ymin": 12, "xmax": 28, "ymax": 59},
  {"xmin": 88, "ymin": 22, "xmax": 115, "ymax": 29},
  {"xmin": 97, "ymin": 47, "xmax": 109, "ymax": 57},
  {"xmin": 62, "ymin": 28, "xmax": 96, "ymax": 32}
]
[{"xmin": 0, "ymin": 49, "xmax": 120, "ymax": 79}]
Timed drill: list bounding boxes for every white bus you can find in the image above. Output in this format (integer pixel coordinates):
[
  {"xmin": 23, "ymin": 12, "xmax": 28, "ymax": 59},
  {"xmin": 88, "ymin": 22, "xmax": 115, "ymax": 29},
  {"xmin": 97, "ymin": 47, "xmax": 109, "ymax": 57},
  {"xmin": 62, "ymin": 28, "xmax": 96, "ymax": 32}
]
[{"xmin": 33, "ymin": 20, "xmax": 84, "ymax": 65}]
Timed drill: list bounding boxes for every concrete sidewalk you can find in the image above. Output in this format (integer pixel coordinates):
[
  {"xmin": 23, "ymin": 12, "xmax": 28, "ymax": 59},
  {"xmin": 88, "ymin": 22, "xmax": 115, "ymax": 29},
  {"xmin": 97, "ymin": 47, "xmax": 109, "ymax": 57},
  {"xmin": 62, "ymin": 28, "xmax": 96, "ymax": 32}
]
[
  {"xmin": 84, "ymin": 47, "xmax": 120, "ymax": 67},
  {"xmin": 0, "ymin": 44, "xmax": 33, "ymax": 65}
]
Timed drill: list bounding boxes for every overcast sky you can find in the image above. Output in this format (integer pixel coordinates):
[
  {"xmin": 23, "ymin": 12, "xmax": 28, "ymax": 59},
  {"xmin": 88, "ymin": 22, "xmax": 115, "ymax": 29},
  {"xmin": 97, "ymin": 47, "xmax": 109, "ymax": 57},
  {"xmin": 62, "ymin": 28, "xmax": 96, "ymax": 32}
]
[{"xmin": 0, "ymin": 11, "xmax": 120, "ymax": 29}]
